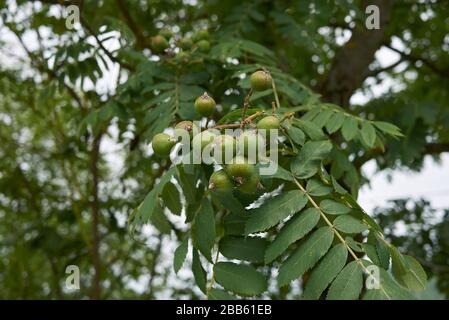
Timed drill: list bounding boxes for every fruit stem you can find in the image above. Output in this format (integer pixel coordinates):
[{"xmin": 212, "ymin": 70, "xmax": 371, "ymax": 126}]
[
  {"xmin": 211, "ymin": 111, "xmax": 264, "ymax": 130},
  {"xmin": 241, "ymin": 88, "xmax": 253, "ymax": 129},
  {"xmin": 270, "ymin": 72, "xmax": 281, "ymax": 110}
]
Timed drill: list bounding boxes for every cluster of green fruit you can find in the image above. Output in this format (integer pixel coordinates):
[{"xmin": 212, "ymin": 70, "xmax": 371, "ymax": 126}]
[
  {"xmin": 150, "ymin": 28, "xmax": 210, "ymax": 55},
  {"xmin": 151, "ymin": 70, "xmax": 280, "ymax": 194}
]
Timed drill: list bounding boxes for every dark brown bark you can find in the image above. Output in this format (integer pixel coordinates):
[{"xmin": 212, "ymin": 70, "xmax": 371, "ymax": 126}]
[
  {"xmin": 115, "ymin": 0, "xmax": 149, "ymax": 49},
  {"xmin": 90, "ymin": 133, "xmax": 102, "ymax": 299},
  {"xmin": 317, "ymin": 0, "xmax": 395, "ymax": 106}
]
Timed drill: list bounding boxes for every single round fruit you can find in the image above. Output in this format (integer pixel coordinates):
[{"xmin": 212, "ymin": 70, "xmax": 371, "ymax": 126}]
[
  {"xmin": 151, "ymin": 35, "xmax": 169, "ymax": 53},
  {"xmin": 180, "ymin": 37, "xmax": 193, "ymax": 50},
  {"xmin": 226, "ymin": 156, "xmax": 255, "ymax": 179},
  {"xmin": 177, "ymin": 51, "xmax": 189, "ymax": 62},
  {"xmin": 257, "ymin": 115, "xmax": 280, "ymax": 131},
  {"xmin": 250, "ymin": 70, "xmax": 272, "ymax": 91},
  {"xmin": 193, "ymin": 29, "xmax": 209, "ymax": 41},
  {"xmin": 237, "ymin": 130, "xmax": 266, "ymax": 159},
  {"xmin": 237, "ymin": 173, "xmax": 260, "ymax": 194},
  {"xmin": 213, "ymin": 135, "xmax": 236, "ymax": 163},
  {"xmin": 192, "ymin": 130, "xmax": 217, "ymax": 151},
  {"xmin": 174, "ymin": 120, "xmax": 198, "ymax": 140},
  {"xmin": 194, "ymin": 92, "xmax": 216, "ymax": 117},
  {"xmin": 152, "ymin": 133, "xmax": 176, "ymax": 156},
  {"xmin": 197, "ymin": 40, "xmax": 210, "ymax": 52},
  {"xmin": 159, "ymin": 28, "xmax": 173, "ymax": 40},
  {"xmin": 209, "ymin": 170, "xmax": 234, "ymax": 193}
]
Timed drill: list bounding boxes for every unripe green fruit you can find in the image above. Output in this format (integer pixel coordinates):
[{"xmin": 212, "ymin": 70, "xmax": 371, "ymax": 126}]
[
  {"xmin": 193, "ymin": 29, "xmax": 209, "ymax": 41},
  {"xmin": 226, "ymin": 156, "xmax": 255, "ymax": 179},
  {"xmin": 177, "ymin": 51, "xmax": 190, "ymax": 62},
  {"xmin": 237, "ymin": 173, "xmax": 260, "ymax": 194},
  {"xmin": 192, "ymin": 130, "xmax": 217, "ymax": 151},
  {"xmin": 209, "ymin": 170, "xmax": 233, "ymax": 193},
  {"xmin": 238, "ymin": 131, "xmax": 265, "ymax": 159},
  {"xmin": 194, "ymin": 92, "xmax": 216, "ymax": 117},
  {"xmin": 174, "ymin": 120, "xmax": 198, "ymax": 139},
  {"xmin": 197, "ymin": 40, "xmax": 210, "ymax": 52},
  {"xmin": 159, "ymin": 28, "xmax": 173, "ymax": 40},
  {"xmin": 151, "ymin": 35, "xmax": 169, "ymax": 53},
  {"xmin": 180, "ymin": 37, "xmax": 193, "ymax": 50},
  {"xmin": 257, "ymin": 115, "xmax": 280, "ymax": 131},
  {"xmin": 250, "ymin": 70, "xmax": 272, "ymax": 91},
  {"xmin": 213, "ymin": 135, "xmax": 236, "ymax": 163},
  {"xmin": 152, "ymin": 133, "xmax": 176, "ymax": 156}
]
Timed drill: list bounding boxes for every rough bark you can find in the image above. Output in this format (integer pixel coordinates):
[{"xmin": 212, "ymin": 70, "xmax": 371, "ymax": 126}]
[{"xmin": 317, "ymin": 0, "xmax": 395, "ymax": 106}]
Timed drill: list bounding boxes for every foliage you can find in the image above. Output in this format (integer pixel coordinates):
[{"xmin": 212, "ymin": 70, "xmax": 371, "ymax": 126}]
[{"xmin": 0, "ymin": 0, "xmax": 448, "ymax": 299}]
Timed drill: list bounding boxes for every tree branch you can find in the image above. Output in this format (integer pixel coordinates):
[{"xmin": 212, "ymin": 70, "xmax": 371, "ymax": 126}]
[
  {"xmin": 317, "ymin": 0, "xmax": 395, "ymax": 107},
  {"xmin": 89, "ymin": 132, "xmax": 103, "ymax": 300},
  {"xmin": 384, "ymin": 44, "xmax": 449, "ymax": 79},
  {"xmin": 115, "ymin": 0, "xmax": 148, "ymax": 49}
]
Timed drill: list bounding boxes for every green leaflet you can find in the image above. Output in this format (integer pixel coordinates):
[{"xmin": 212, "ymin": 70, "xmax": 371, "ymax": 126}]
[
  {"xmin": 326, "ymin": 261, "xmax": 363, "ymax": 300},
  {"xmin": 393, "ymin": 254, "xmax": 428, "ymax": 291},
  {"xmin": 320, "ymin": 199, "xmax": 351, "ymax": 215},
  {"xmin": 333, "ymin": 215, "xmax": 369, "ymax": 233},
  {"xmin": 207, "ymin": 288, "xmax": 236, "ymax": 300},
  {"xmin": 306, "ymin": 179, "xmax": 332, "ymax": 196},
  {"xmin": 390, "ymin": 245, "xmax": 409, "ymax": 280},
  {"xmin": 265, "ymin": 208, "xmax": 320, "ymax": 263},
  {"xmin": 303, "ymin": 244, "xmax": 348, "ymax": 299},
  {"xmin": 212, "ymin": 192, "xmax": 246, "ymax": 215},
  {"xmin": 263, "ymin": 163, "xmax": 294, "ymax": 182},
  {"xmin": 161, "ymin": 182, "xmax": 182, "ymax": 215},
  {"xmin": 192, "ymin": 249, "xmax": 207, "ymax": 294},
  {"xmin": 362, "ymin": 261, "xmax": 415, "ymax": 300},
  {"xmin": 224, "ymin": 212, "xmax": 249, "ymax": 236},
  {"xmin": 174, "ymin": 238, "xmax": 189, "ymax": 274},
  {"xmin": 245, "ymin": 190, "xmax": 308, "ymax": 234},
  {"xmin": 150, "ymin": 203, "xmax": 172, "ymax": 234},
  {"xmin": 176, "ymin": 165, "xmax": 198, "ymax": 204},
  {"xmin": 312, "ymin": 109, "xmax": 333, "ymax": 128},
  {"xmin": 301, "ymin": 108, "xmax": 321, "ymax": 122},
  {"xmin": 293, "ymin": 119, "xmax": 326, "ymax": 140},
  {"xmin": 291, "ymin": 140, "xmax": 333, "ymax": 179},
  {"xmin": 325, "ymin": 111, "xmax": 345, "ymax": 134},
  {"xmin": 360, "ymin": 122, "xmax": 376, "ymax": 147},
  {"xmin": 285, "ymin": 125, "xmax": 305, "ymax": 146},
  {"xmin": 219, "ymin": 236, "xmax": 268, "ymax": 263},
  {"xmin": 192, "ymin": 198, "xmax": 216, "ymax": 262},
  {"xmin": 277, "ymin": 226, "xmax": 334, "ymax": 287},
  {"xmin": 130, "ymin": 166, "xmax": 176, "ymax": 225},
  {"xmin": 214, "ymin": 262, "xmax": 267, "ymax": 296},
  {"xmin": 373, "ymin": 121, "xmax": 403, "ymax": 137},
  {"xmin": 341, "ymin": 116, "xmax": 358, "ymax": 141}
]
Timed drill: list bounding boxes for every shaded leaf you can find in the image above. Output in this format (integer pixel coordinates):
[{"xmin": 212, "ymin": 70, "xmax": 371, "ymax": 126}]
[
  {"xmin": 161, "ymin": 182, "xmax": 182, "ymax": 215},
  {"xmin": 277, "ymin": 227, "xmax": 334, "ymax": 287},
  {"xmin": 303, "ymin": 244, "xmax": 348, "ymax": 299},
  {"xmin": 214, "ymin": 262, "xmax": 267, "ymax": 296},
  {"xmin": 265, "ymin": 208, "xmax": 320, "ymax": 263},
  {"xmin": 291, "ymin": 140, "xmax": 333, "ymax": 179},
  {"xmin": 320, "ymin": 199, "xmax": 351, "ymax": 215},
  {"xmin": 327, "ymin": 261, "xmax": 363, "ymax": 300},
  {"xmin": 192, "ymin": 249, "xmax": 207, "ymax": 294},
  {"xmin": 219, "ymin": 236, "xmax": 268, "ymax": 263},
  {"xmin": 334, "ymin": 215, "xmax": 369, "ymax": 233},
  {"xmin": 192, "ymin": 198, "xmax": 216, "ymax": 262},
  {"xmin": 245, "ymin": 190, "xmax": 308, "ymax": 234},
  {"xmin": 174, "ymin": 238, "xmax": 189, "ymax": 274}
]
